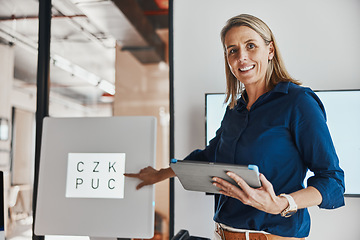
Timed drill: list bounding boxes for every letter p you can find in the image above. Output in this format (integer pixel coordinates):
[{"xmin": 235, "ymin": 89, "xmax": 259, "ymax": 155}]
[{"xmin": 76, "ymin": 178, "xmax": 83, "ymax": 189}]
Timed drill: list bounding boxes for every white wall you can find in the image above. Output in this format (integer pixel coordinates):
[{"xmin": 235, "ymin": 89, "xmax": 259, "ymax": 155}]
[
  {"xmin": 0, "ymin": 44, "xmax": 14, "ymax": 168},
  {"xmin": 0, "ymin": 43, "xmax": 15, "ymax": 236},
  {"xmin": 172, "ymin": 0, "xmax": 360, "ymax": 238}
]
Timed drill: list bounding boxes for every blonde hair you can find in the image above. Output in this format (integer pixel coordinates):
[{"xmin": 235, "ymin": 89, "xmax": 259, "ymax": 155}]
[{"xmin": 220, "ymin": 14, "xmax": 301, "ymax": 108}]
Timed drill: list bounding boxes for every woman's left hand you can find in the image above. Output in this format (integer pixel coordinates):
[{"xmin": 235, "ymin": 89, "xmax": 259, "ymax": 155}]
[{"xmin": 212, "ymin": 172, "xmax": 287, "ymax": 215}]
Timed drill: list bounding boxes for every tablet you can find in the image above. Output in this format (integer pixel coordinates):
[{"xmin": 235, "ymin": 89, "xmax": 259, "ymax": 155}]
[{"xmin": 170, "ymin": 159, "xmax": 261, "ymax": 194}]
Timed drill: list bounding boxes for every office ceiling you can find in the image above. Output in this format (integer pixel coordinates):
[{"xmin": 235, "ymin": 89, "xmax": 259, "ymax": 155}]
[{"xmin": 0, "ymin": 0, "xmax": 169, "ymax": 107}]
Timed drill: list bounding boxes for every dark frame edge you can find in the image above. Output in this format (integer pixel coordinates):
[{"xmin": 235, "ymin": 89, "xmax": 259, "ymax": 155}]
[
  {"xmin": 32, "ymin": 0, "xmax": 51, "ymax": 239},
  {"xmin": 169, "ymin": 0, "xmax": 175, "ymax": 239}
]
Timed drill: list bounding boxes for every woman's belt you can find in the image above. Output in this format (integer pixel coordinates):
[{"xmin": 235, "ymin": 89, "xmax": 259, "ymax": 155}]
[{"xmin": 215, "ymin": 224, "xmax": 305, "ymax": 240}]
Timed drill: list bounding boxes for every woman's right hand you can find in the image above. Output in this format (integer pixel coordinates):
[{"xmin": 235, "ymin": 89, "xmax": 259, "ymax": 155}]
[{"xmin": 124, "ymin": 166, "xmax": 175, "ymax": 190}]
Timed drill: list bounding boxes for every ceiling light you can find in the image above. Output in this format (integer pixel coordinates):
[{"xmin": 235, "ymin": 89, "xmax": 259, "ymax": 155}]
[
  {"xmin": 154, "ymin": 0, "xmax": 169, "ymax": 9},
  {"xmin": 100, "ymin": 93, "xmax": 114, "ymax": 103},
  {"xmin": 158, "ymin": 61, "xmax": 168, "ymax": 71},
  {"xmin": 52, "ymin": 54, "xmax": 115, "ymax": 95},
  {"xmin": 98, "ymin": 80, "xmax": 115, "ymax": 95},
  {"xmin": 52, "ymin": 54, "xmax": 100, "ymax": 86}
]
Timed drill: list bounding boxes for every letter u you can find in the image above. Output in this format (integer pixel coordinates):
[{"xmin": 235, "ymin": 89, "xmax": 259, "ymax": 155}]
[{"xmin": 92, "ymin": 178, "xmax": 100, "ymax": 189}]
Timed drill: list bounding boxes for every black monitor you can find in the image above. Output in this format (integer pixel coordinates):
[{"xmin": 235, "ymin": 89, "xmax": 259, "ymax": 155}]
[{"xmin": 0, "ymin": 171, "xmax": 5, "ymax": 240}]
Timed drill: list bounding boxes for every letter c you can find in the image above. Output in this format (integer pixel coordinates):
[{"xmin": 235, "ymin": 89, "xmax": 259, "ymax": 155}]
[
  {"xmin": 108, "ymin": 179, "xmax": 115, "ymax": 189},
  {"xmin": 77, "ymin": 161, "xmax": 84, "ymax": 172}
]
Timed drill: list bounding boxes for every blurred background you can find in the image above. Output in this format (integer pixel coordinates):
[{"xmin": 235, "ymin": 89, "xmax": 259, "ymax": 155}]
[{"xmin": 0, "ymin": 0, "xmax": 170, "ymax": 239}]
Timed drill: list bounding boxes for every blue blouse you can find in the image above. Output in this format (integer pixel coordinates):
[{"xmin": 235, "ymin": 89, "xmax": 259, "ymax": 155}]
[{"xmin": 184, "ymin": 82, "xmax": 345, "ymax": 238}]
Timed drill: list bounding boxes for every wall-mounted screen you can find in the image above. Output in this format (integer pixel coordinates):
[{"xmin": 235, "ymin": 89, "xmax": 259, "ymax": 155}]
[
  {"xmin": 205, "ymin": 94, "xmax": 227, "ymax": 146},
  {"xmin": 205, "ymin": 90, "xmax": 360, "ymax": 196}
]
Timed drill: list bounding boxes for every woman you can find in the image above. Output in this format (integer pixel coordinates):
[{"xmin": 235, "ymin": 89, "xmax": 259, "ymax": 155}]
[{"xmin": 125, "ymin": 14, "xmax": 345, "ymax": 240}]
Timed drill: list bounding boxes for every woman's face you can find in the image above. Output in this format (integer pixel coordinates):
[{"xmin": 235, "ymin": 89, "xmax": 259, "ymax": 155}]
[{"xmin": 224, "ymin": 26, "xmax": 274, "ymax": 88}]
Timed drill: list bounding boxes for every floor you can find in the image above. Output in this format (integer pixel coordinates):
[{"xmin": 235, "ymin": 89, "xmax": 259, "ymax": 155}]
[
  {"xmin": 7, "ymin": 217, "xmax": 33, "ymax": 240},
  {"xmin": 6, "ymin": 217, "xmax": 90, "ymax": 240}
]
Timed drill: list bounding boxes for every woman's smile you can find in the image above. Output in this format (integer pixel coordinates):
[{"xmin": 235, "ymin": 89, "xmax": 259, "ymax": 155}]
[
  {"xmin": 224, "ymin": 26, "xmax": 274, "ymax": 87},
  {"xmin": 239, "ymin": 65, "xmax": 255, "ymax": 72}
]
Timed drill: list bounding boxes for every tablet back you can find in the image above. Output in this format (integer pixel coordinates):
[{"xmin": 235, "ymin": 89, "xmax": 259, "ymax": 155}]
[
  {"xmin": 35, "ymin": 116, "xmax": 156, "ymax": 238},
  {"xmin": 171, "ymin": 160, "xmax": 261, "ymax": 194}
]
